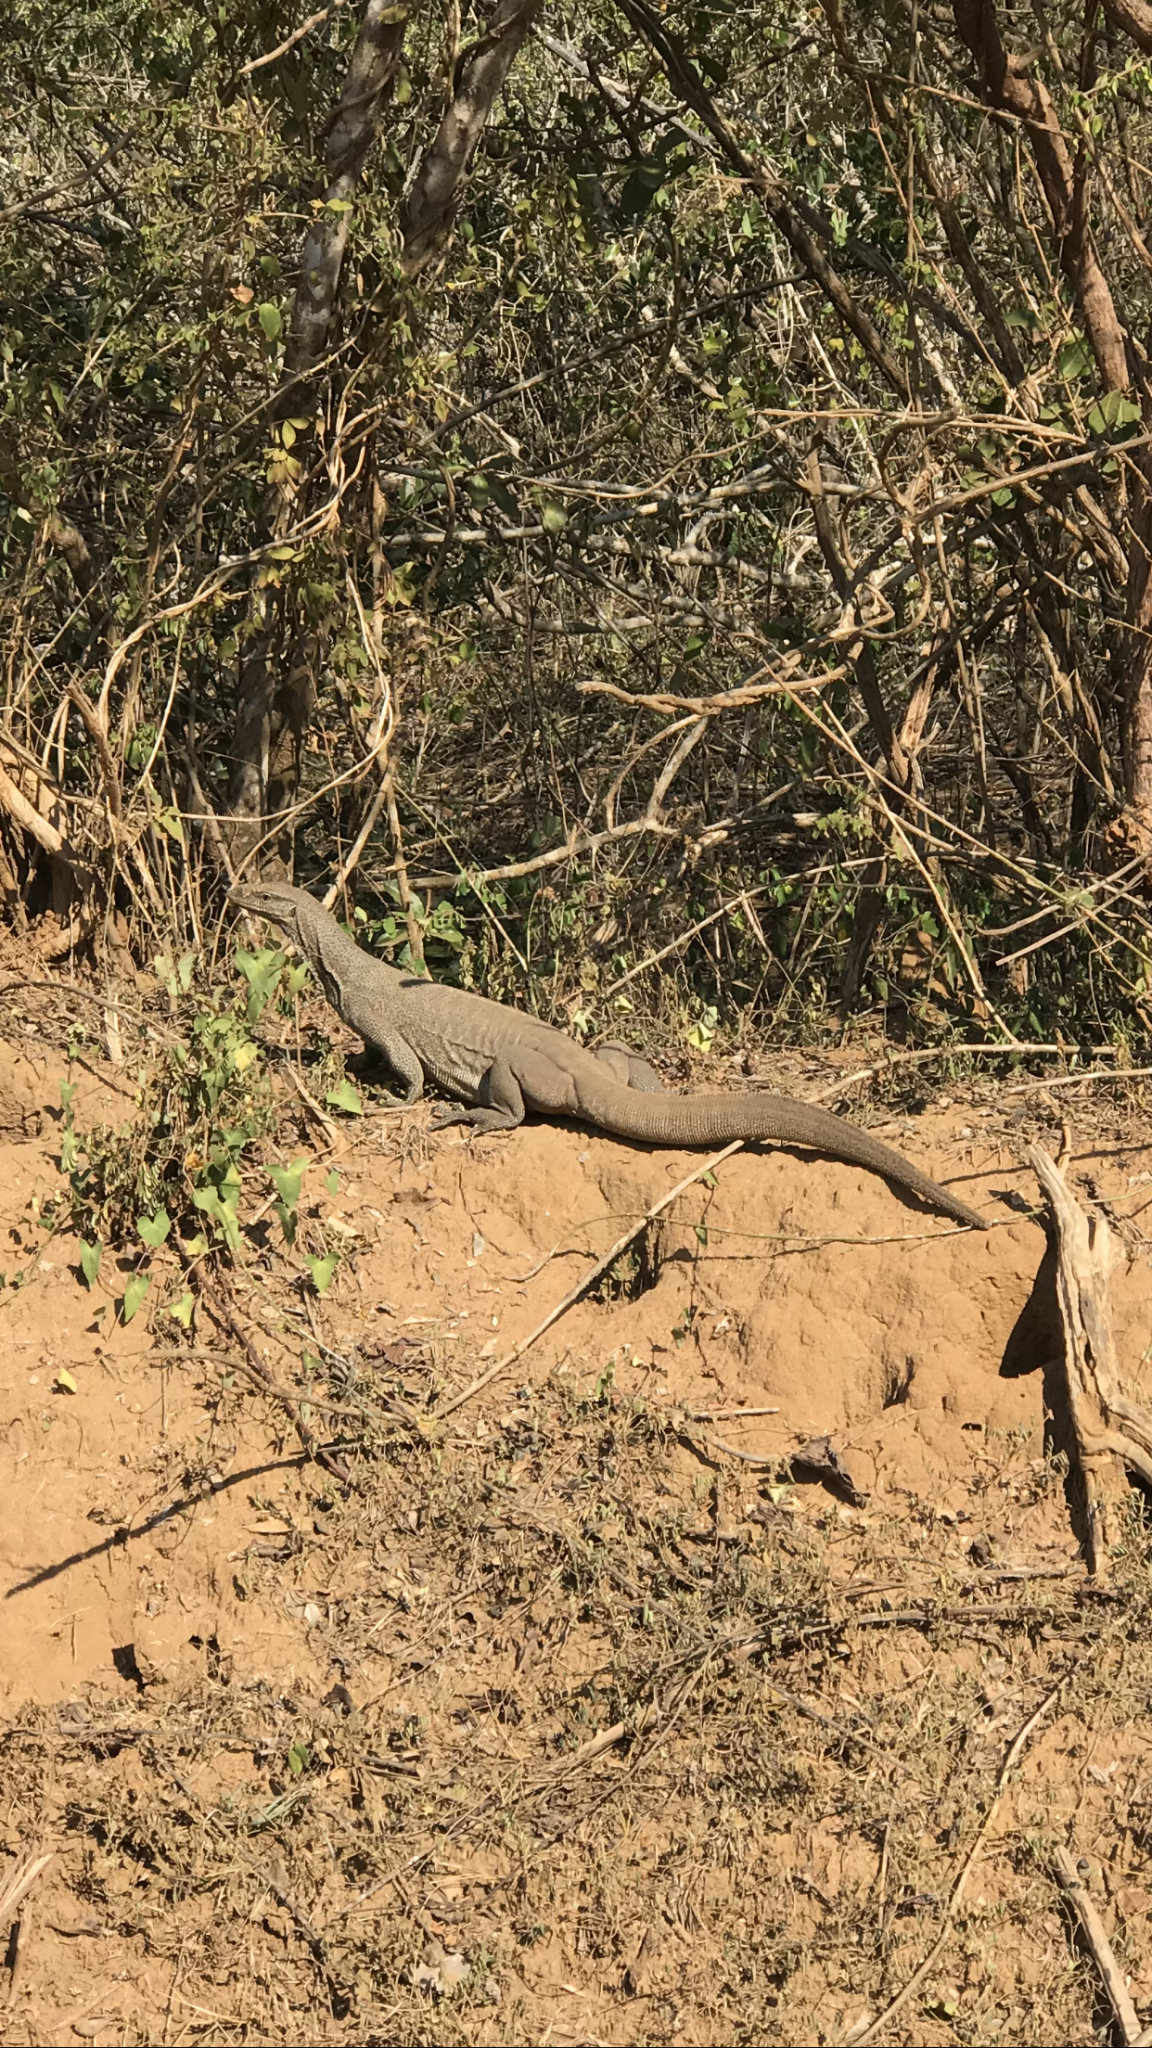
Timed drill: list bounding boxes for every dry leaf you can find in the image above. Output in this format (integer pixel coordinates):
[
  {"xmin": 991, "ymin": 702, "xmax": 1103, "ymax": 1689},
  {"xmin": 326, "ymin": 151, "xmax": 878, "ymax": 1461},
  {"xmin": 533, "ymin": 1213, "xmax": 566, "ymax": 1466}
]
[
  {"xmin": 411, "ymin": 1938, "xmax": 471, "ymax": 1996},
  {"xmin": 790, "ymin": 1434, "xmax": 867, "ymax": 1507}
]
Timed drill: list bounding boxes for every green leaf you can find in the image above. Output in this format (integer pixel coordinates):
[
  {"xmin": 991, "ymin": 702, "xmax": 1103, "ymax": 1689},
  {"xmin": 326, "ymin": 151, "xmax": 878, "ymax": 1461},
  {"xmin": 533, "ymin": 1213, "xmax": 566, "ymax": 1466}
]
[
  {"xmin": 122, "ymin": 1272, "xmax": 151, "ymax": 1324},
  {"xmin": 168, "ymin": 1291, "xmax": 195, "ymax": 1328},
  {"xmin": 469, "ymin": 470, "xmax": 519, "ymax": 519},
  {"xmin": 234, "ymin": 944, "xmax": 284, "ymax": 1020},
  {"xmin": 137, "ymin": 1207, "xmax": 171, "ymax": 1249},
  {"xmin": 268, "ymin": 1158, "xmax": 308, "ymax": 1210},
  {"xmin": 59, "ymin": 1079, "xmax": 76, "ymax": 1111},
  {"xmin": 619, "ymin": 162, "xmax": 666, "ymax": 219},
  {"xmin": 258, "ymin": 302, "xmax": 283, "ymax": 342},
  {"xmin": 54, "ymin": 1367, "xmax": 77, "ymax": 1394},
  {"xmin": 79, "ymin": 1240, "xmax": 102, "ymax": 1289},
  {"xmin": 325, "ymin": 1169, "xmax": 339, "ymax": 1196},
  {"xmin": 540, "ymin": 501, "xmax": 568, "ymax": 533},
  {"xmin": 1059, "ymin": 336, "xmax": 1092, "ymax": 378},
  {"xmin": 487, "ymin": 473, "xmax": 520, "ymax": 519},
  {"xmin": 287, "ymin": 1739, "xmax": 311, "ymax": 1775},
  {"xmin": 325, "ymin": 1077, "xmax": 362, "ymax": 1115},
  {"xmin": 157, "ymin": 805, "xmax": 184, "ymax": 843},
  {"xmin": 274, "ymin": 1201, "xmax": 298, "ymax": 1247},
  {"xmin": 694, "ymin": 1223, "xmax": 709, "ymax": 1247},
  {"xmin": 192, "ymin": 1185, "xmax": 242, "ymax": 1254},
  {"xmin": 1092, "ymin": 390, "xmax": 1141, "ymax": 430},
  {"xmin": 60, "ymin": 1128, "xmax": 79, "ymax": 1172},
  {"xmin": 305, "ymin": 1253, "xmax": 339, "ymax": 1295}
]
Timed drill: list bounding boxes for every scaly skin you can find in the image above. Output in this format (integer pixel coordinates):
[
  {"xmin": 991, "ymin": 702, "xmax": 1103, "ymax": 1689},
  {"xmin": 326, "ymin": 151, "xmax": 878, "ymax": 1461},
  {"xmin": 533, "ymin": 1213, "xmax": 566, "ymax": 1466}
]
[{"xmin": 230, "ymin": 882, "xmax": 988, "ymax": 1229}]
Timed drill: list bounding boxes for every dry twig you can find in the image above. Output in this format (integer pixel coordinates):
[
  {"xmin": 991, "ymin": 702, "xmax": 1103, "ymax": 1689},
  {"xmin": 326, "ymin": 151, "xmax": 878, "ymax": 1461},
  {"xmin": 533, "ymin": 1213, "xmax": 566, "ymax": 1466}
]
[
  {"xmin": 436, "ymin": 1139, "xmax": 745, "ymax": 1416},
  {"xmin": 199, "ymin": 1279, "xmax": 352, "ymax": 1484},
  {"xmin": 1052, "ymin": 1845, "xmax": 1146, "ymax": 2047},
  {"xmin": 845, "ymin": 1684, "xmax": 1063, "ymax": 2044}
]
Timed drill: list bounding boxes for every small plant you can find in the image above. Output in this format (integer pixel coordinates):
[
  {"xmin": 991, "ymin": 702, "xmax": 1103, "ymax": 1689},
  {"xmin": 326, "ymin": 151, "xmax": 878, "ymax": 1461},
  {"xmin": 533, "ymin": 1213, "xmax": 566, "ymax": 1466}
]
[
  {"xmin": 267, "ymin": 1157, "xmax": 308, "ymax": 1247},
  {"xmin": 56, "ymin": 944, "xmax": 288, "ymax": 1279},
  {"xmin": 356, "ymin": 886, "xmax": 465, "ymax": 975}
]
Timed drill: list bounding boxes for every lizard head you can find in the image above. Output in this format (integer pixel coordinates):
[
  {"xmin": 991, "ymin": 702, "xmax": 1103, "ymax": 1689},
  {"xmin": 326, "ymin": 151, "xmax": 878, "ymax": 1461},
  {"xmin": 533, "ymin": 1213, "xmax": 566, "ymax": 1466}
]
[{"xmin": 227, "ymin": 881, "xmax": 310, "ymax": 943}]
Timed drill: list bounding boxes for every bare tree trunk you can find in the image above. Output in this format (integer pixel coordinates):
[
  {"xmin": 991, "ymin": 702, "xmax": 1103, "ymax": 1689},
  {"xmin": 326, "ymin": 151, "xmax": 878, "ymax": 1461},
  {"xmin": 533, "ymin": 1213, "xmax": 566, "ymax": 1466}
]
[
  {"xmin": 1123, "ymin": 454, "xmax": 1152, "ymax": 823},
  {"xmin": 226, "ymin": 0, "xmax": 547, "ymax": 872},
  {"xmin": 951, "ymin": 1, "xmax": 1129, "ymax": 391},
  {"xmin": 401, "ymin": 0, "xmax": 546, "ymax": 277},
  {"xmin": 225, "ymin": 1, "xmax": 410, "ymax": 864},
  {"xmin": 1102, "ymin": 1, "xmax": 1152, "ymax": 51},
  {"xmin": 283, "ymin": 2, "xmax": 411, "ymax": 395}
]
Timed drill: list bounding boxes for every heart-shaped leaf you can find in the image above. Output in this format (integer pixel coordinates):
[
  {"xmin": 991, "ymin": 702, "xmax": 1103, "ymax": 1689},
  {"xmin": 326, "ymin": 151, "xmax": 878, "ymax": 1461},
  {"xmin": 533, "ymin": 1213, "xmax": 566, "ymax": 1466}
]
[
  {"xmin": 268, "ymin": 1158, "xmax": 308, "ymax": 1210},
  {"xmin": 325, "ymin": 1077, "xmax": 362, "ymax": 1115},
  {"xmin": 137, "ymin": 1207, "xmax": 171, "ymax": 1249},
  {"xmin": 305, "ymin": 1254, "xmax": 338, "ymax": 1296},
  {"xmin": 122, "ymin": 1272, "xmax": 151, "ymax": 1324}
]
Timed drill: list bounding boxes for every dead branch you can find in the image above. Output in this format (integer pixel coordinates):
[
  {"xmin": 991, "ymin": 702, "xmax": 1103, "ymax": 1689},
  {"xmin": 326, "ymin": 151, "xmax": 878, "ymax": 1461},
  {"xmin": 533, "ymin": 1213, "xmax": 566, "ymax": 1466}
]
[
  {"xmin": 436, "ymin": 1139, "xmax": 745, "ymax": 1417},
  {"xmin": 1051, "ymin": 1844, "xmax": 1146, "ymax": 2047},
  {"xmin": 1028, "ymin": 1145, "xmax": 1152, "ymax": 1574},
  {"xmin": 846, "ymin": 1684, "xmax": 1063, "ymax": 2045}
]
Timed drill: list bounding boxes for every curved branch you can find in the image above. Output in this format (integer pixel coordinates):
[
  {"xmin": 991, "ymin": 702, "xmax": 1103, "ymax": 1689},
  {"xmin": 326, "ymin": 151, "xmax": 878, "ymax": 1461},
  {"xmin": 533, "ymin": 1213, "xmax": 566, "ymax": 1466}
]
[
  {"xmin": 401, "ymin": 0, "xmax": 545, "ymax": 277},
  {"xmin": 952, "ymin": 0, "xmax": 1130, "ymax": 391}
]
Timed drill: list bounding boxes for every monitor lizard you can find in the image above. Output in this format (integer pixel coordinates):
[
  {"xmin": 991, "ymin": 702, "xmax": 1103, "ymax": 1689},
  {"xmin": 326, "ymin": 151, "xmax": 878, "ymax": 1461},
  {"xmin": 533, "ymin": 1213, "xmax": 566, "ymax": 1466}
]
[{"xmin": 229, "ymin": 881, "xmax": 987, "ymax": 1229}]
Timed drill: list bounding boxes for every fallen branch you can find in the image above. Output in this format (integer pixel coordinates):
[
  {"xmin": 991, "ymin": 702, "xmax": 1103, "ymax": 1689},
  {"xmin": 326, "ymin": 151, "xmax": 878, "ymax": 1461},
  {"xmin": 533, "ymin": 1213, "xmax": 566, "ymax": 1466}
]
[
  {"xmin": 436, "ymin": 1139, "xmax": 745, "ymax": 1417},
  {"xmin": 806, "ymin": 1040, "xmax": 1095, "ymax": 1102},
  {"xmin": 156, "ymin": 1346, "xmax": 415, "ymax": 1432},
  {"xmin": 199, "ymin": 1279, "xmax": 352, "ymax": 1485},
  {"xmin": 1, "ymin": 1848, "xmax": 52, "ymax": 2008},
  {"xmin": 846, "ymin": 1684, "xmax": 1063, "ymax": 2045},
  {"xmin": 0, "ymin": 1851, "xmax": 53, "ymax": 1927},
  {"xmin": 1027, "ymin": 1146, "xmax": 1152, "ymax": 1574},
  {"xmin": 1007, "ymin": 1067, "xmax": 1152, "ymax": 1095},
  {"xmin": 1052, "ymin": 1844, "xmax": 1146, "ymax": 2047}
]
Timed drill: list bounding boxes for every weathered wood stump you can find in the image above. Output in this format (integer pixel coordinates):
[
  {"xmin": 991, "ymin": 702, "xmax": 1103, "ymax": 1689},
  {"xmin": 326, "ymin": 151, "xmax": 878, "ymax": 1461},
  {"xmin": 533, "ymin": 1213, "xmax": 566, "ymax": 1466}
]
[{"xmin": 1028, "ymin": 1144, "xmax": 1152, "ymax": 1575}]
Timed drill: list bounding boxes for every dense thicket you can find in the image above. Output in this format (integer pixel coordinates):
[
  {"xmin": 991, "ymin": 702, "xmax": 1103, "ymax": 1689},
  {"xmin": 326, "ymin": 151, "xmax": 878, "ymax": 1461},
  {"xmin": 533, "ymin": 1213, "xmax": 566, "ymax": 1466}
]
[{"xmin": 5, "ymin": 1, "xmax": 1152, "ymax": 1051}]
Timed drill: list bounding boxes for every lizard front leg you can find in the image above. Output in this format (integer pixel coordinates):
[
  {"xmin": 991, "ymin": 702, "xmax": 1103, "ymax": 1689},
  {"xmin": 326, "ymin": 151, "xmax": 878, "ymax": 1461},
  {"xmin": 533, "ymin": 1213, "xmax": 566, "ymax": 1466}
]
[
  {"xmin": 354, "ymin": 1022, "xmax": 425, "ymax": 1105},
  {"xmin": 428, "ymin": 1056, "xmax": 527, "ymax": 1133}
]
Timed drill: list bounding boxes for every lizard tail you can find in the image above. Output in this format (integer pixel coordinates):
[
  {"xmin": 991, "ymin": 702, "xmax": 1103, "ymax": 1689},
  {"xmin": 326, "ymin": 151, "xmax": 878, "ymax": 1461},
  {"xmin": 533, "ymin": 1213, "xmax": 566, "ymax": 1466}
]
[{"xmin": 575, "ymin": 1081, "xmax": 988, "ymax": 1229}]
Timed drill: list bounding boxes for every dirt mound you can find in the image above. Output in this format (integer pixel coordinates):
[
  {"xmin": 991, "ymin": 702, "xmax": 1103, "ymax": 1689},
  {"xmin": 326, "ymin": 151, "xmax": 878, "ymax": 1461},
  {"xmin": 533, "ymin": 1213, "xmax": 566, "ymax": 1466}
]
[{"xmin": 3, "ymin": 1050, "xmax": 1152, "ymax": 2044}]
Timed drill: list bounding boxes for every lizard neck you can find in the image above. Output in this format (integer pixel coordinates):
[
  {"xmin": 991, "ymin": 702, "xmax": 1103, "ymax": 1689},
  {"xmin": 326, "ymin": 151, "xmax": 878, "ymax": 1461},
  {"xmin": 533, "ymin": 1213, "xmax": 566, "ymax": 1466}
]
[{"xmin": 298, "ymin": 901, "xmax": 401, "ymax": 1009}]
